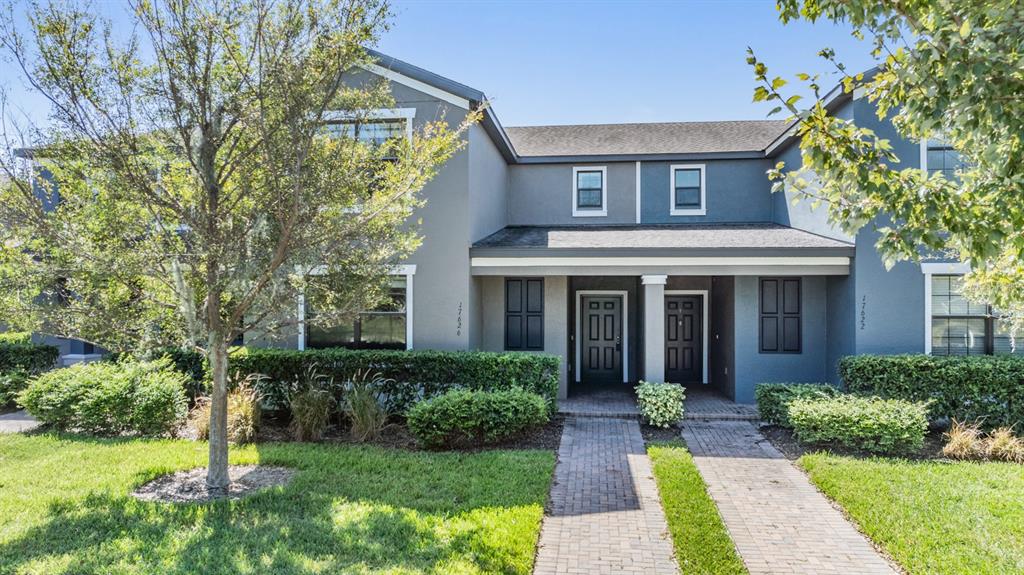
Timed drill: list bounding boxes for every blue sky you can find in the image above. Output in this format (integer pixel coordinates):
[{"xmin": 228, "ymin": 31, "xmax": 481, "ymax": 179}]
[
  {"xmin": 379, "ymin": 0, "xmax": 878, "ymax": 126},
  {"xmin": 1, "ymin": 0, "xmax": 879, "ymax": 128}
]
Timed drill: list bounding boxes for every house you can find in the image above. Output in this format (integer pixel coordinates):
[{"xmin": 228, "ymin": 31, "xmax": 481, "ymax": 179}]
[{"xmin": 31, "ymin": 51, "xmax": 1004, "ymax": 403}]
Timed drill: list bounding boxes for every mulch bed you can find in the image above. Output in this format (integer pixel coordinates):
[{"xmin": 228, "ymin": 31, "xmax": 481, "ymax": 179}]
[
  {"xmin": 132, "ymin": 465, "xmax": 295, "ymax": 504},
  {"xmin": 760, "ymin": 424, "xmax": 948, "ymax": 461},
  {"xmin": 641, "ymin": 424, "xmax": 682, "ymax": 445}
]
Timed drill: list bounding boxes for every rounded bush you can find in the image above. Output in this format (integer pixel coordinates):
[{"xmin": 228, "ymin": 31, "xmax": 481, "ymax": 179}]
[
  {"xmin": 406, "ymin": 388, "xmax": 548, "ymax": 449},
  {"xmin": 636, "ymin": 381, "xmax": 686, "ymax": 428},
  {"xmin": 18, "ymin": 358, "xmax": 188, "ymax": 436},
  {"xmin": 754, "ymin": 383, "xmax": 841, "ymax": 427},
  {"xmin": 788, "ymin": 395, "xmax": 929, "ymax": 454},
  {"xmin": 0, "ymin": 369, "xmax": 30, "ymax": 407}
]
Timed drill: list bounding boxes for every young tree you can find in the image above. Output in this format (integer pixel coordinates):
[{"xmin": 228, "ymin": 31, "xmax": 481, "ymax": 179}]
[
  {"xmin": 749, "ymin": 0, "xmax": 1024, "ymax": 327},
  {"xmin": 0, "ymin": 0, "xmax": 472, "ymax": 494}
]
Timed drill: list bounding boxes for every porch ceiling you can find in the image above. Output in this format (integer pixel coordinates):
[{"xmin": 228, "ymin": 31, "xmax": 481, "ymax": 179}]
[{"xmin": 470, "ymin": 224, "xmax": 853, "ymax": 276}]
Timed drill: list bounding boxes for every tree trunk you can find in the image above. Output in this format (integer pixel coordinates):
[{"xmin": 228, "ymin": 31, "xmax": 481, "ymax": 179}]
[{"xmin": 206, "ymin": 334, "xmax": 230, "ymax": 495}]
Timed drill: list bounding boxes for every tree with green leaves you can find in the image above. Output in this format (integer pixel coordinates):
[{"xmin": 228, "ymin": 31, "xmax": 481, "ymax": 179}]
[
  {"xmin": 0, "ymin": 0, "xmax": 472, "ymax": 494},
  {"xmin": 749, "ymin": 0, "xmax": 1024, "ymax": 327}
]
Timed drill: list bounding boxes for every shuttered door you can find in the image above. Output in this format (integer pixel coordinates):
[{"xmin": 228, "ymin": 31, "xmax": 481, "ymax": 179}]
[
  {"xmin": 759, "ymin": 278, "xmax": 801, "ymax": 353},
  {"xmin": 505, "ymin": 278, "xmax": 544, "ymax": 350}
]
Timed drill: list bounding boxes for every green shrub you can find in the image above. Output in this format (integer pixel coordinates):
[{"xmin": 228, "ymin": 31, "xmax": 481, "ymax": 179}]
[
  {"xmin": 189, "ymin": 384, "xmax": 262, "ymax": 444},
  {"xmin": 232, "ymin": 347, "xmax": 560, "ymax": 414},
  {"xmin": 755, "ymin": 383, "xmax": 841, "ymax": 427},
  {"xmin": 0, "ymin": 331, "xmax": 32, "ymax": 345},
  {"xmin": 407, "ymin": 389, "xmax": 549, "ymax": 449},
  {"xmin": 0, "ymin": 369, "xmax": 30, "ymax": 407},
  {"xmin": 635, "ymin": 381, "xmax": 686, "ymax": 428},
  {"xmin": 0, "ymin": 342, "xmax": 59, "ymax": 375},
  {"xmin": 142, "ymin": 347, "xmax": 208, "ymax": 400},
  {"xmin": 18, "ymin": 358, "xmax": 188, "ymax": 436},
  {"xmin": 788, "ymin": 395, "xmax": 930, "ymax": 454},
  {"xmin": 838, "ymin": 354, "xmax": 1024, "ymax": 427}
]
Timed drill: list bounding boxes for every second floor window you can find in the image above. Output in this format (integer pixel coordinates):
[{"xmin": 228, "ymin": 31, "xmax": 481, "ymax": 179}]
[
  {"xmin": 327, "ymin": 118, "xmax": 407, "ymax": 148},
  {"xmin": 572, "ymin": 166, "xmax": 607, "ymax": 217},
  {"xmin": 922, "ymin": 137, "xmax": 966, "ymax": 181},
  {"xmin": 670, "ymin": 164, "xmax": 706, "ymax": 215}
]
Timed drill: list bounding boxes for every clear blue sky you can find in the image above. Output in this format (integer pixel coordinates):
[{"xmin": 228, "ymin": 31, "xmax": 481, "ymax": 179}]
[
  {"xmin": 1, "ymin": 0, "xmax": 879, "ymax": 128},
  {"xmin": 379, "ymin": 0, "xmax": 877, "ymax": 126}
]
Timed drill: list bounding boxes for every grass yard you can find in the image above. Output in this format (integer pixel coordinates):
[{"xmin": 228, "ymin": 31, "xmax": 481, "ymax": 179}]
[
  {"xmin": 801, "ymin": 453, "xmax": 1024, "ymax": 575},
  {"xmin": 648, "ymin": 442, "xmax": 747, "ymax": 575},
  {"xmin": 0, "ymin": 433, "xmax": 554, "ymax": 575}
]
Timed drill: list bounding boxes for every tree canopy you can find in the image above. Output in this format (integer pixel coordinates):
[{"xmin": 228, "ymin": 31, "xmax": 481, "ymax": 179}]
[{"xmin": 751, "ymin": 0, "xmax": 1024, "ymax": 325}]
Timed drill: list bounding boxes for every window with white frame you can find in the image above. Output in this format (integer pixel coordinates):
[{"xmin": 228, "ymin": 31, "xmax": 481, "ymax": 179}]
[
  {"xmin": 928, "ymin": 274, "xmax": 1022, "ymax": 356},
  {"xmin": 920, "ymin": 137, "xmax": 966, "ymax": 181},
  {"xmin": 670, "ymin": 164, "xmax": 706, "ymax": 215},
  {"xmin": 305, "ymin": 276, "xmax": 408, "ymax": 350},
  {"xmin": 324, "ymin": 108, "xmax": 415, "ymax": 159},
  {"xmin": 572, "ymin": 166, "xmax": 607, "ymax": 217}
]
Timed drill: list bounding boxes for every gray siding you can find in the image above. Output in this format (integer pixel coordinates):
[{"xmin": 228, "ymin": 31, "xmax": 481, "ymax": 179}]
[
  {"xmin": 733, "ymin": 275, "xmax": 829, "ymax": 403},
  {"xmin": 640, "ymin": 159, "xmax": 773, "ymax": 224},
  {"xmin": 508, "ymin": 162, "xmax": 638, "ymax": 225}
]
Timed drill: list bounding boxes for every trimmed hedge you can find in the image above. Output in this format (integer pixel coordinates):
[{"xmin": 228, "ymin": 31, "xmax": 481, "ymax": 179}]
[
  {"xmin": 838, "ymin": 354, "xmax": 1024, "ymax": 427},
  {"xmin": 755, "ymin": 383, "xmax": 841, "ymax": 427},
  {"xmin": 788, "ymin": 395, "xmax": 930, "ymax": 454},
  {"xmin": 407, "ymin": 388, "xmax": 549, "ymax": 449},
  {"xmin": 230, "ymin": 347, "xmax": 560, "ymax": 413},
  {"xmin": 18, "ymin": 358, "xmax": 188, "ymax": 436},
  {"xmin": 0, "ymin": 342, "xmax": 59, "ymax": 375},
  {"xmin": 0, "ymin": 369, "xmax": 30, "ymax": 407}
]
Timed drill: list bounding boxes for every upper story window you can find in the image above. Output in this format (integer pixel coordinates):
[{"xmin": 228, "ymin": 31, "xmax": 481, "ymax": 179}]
[
  {"xmin": 323, "ymin": 108, "xmax": 416, "ymax": 158},
  {"xmin": 572, "ymin": 166, "xmax": 607, "ymax": 217},
  {"xmin": 921, "ymin": 137, "xmax": 966, "ymax": 181},
  {"xmin": 670, "ymin": 164, "xmax": 706, "ymax": 216}
]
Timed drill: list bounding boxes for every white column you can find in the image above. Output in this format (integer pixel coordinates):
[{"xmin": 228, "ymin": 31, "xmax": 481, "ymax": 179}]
[{"xmin": 642, "ymin": 274, "xmax": 667, "ymax": 383}]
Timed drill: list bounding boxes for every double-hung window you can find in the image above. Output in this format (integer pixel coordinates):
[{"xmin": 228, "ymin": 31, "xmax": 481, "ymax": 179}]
[
  {"xmin": 572, "ymin": 166, "xmax": 607, "ymax": 217},
  {"xmin": 670, "ymin": 164, "xmax": 706, "ymax": 216},
  {"xmin": 929, "ymin": 274, "xmax": 1022, "ymax": 356},
  {"xmin": 921, "ymin": 137, "xmax": 966, "ymax": 181},
  {"xmin": 306, "ymin": 276, "xmax": 408, "ymax": 350}
]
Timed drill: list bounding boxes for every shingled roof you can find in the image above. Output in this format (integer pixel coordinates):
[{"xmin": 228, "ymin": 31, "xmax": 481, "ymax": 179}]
[{"xmin": 505, "ymin": 120, "xmax": 792, "ymax": 158}]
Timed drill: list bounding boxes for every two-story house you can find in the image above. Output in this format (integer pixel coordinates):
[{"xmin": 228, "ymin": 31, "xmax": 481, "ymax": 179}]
[{"xmin": 34, "ymin": 50, "xmax": 998, "ymax": 403}]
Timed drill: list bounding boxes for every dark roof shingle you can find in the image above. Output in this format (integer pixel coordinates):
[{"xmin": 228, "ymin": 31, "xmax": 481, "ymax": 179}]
[
  {"xmin": 472, "ymin": 224, "xmax": 853, "ymax": 251},
  {"xmin": 505, "ymin": 120, "xmax": 792, "ymax": 158}
]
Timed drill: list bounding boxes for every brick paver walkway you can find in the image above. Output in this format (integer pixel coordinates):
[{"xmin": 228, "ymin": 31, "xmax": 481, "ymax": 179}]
[
  {"xmin": 533, "ymin": 417, "xmax": 678, "ymax": 574},
  {"xmin": 682, "ymin": 420, "xmax": 898, "ymax": 575},
  {"xmin": 557, "ymin": 387, "xmax": 640, "ymax": 418},
  {"xmin": 0, "ymin": 410, "xmax": 40, "ymax": 433}
]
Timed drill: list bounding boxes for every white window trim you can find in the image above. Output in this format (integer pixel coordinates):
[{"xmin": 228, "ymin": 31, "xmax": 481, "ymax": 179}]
[
  {"xmin": 297, "ymin": 264, "xmax": 416, "ymax": 351},
  {"xmin": 323, "ymin": 107, "xmax": 416, "ymax": 142},
  {"xmin": 921, "ymin": 261, "xmax": 971, "ymax": 354},
  {"xmin": 575, "ymin": 290, "xmax": 629, "ymax": 383},
  {"xmin": 572, "ymin": 166, "xmax": 608, "ymax": 217},
  {"xmin": 665, "ymin": 289, "xmax": 709, "ymax": 384},
  {"xmin": 669, "ymin": 163, "xmax": 706, "ymax": 216}
]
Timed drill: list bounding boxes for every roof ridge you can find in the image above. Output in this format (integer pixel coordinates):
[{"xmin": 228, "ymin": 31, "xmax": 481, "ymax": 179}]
[{"xmin": 505, "ymin": 119, "xmax": 790, "ymax": 130}]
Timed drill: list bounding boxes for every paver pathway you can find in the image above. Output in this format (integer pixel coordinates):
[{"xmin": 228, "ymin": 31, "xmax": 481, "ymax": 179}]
[
  {"xmin": 533, "ymin": 417, "xmax": 678, "ymax": 574},
  {"xmin": 0, "ymin": 410, "xmax": 40, "ymax": 433},
  {"xmin": 682, "ymin": 420, "xmax": 899, "ymax": 575}
]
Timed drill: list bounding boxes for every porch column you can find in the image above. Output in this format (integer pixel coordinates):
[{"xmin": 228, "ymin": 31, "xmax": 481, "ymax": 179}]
[{"xmin": 642, "ymin": 274, "xmax": 667, "ymax": 383}]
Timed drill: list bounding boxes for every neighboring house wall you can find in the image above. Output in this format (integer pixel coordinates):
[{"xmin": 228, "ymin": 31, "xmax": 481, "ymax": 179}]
[
  {"xmin": 640, "ymin": 159, "xmax": 773, "ymax": 224},
  {"xmin": 732, "ymin": 275, "xmax": 829, "ymax": 403},
  {"xmin": 508, "ymin": 162, "xmax": 638, "ymax": 225}
]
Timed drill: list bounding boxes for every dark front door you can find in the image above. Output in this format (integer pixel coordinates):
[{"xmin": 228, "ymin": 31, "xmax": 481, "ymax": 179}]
[
  {"xmin": 580, "ymin": 295, "xmax": 623, "ymax": 384},
  {"xmin": 666, "ymin": 295, "xmax": 703, "ymax": 383}
]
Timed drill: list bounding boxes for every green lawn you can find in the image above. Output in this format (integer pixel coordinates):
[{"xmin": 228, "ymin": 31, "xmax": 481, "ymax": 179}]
[
  {"xmin": 648, "ymin": 442, "xmax": 747, "ymax": 575},
  {"xmin": 0, "ymin": 433, "xmax": 555, "ymax": 575},
  {"xmin": 801, "ymin": 453, "xmax": 1024, "ymax": 575}
]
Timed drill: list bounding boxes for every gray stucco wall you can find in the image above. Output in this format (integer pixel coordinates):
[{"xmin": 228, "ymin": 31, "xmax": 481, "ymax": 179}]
[
  {"xmin": 508, "ymin": 162, "xmax": 637, "ymax": 225},
  {"xmin": 640, "ymin": 159, "xmax": 773, "ymax": 224},
  {"xmin": 479, "ymin": 275, "xmax": 569, "ymax": 398},
  {"xmin": 733, "ymin": 275, "xmax": 829, "ymax": 403}
]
